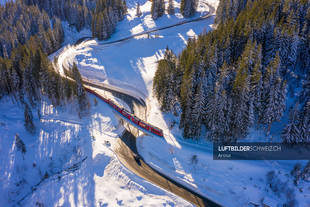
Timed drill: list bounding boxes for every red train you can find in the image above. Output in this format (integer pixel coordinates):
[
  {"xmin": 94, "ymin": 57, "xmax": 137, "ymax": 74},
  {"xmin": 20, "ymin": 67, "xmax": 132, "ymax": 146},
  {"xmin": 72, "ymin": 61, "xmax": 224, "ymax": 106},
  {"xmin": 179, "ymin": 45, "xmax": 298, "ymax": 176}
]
[{"xmin": 85, "ymin": 88, "xmax": 164, "ymax": 137}]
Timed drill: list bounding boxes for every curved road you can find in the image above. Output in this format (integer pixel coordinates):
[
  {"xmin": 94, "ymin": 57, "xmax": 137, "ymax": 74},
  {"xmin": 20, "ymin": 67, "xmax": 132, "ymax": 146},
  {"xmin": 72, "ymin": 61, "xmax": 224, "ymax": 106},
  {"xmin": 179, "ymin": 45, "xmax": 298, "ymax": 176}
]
[
  {"xmin": 84, "ymin": 81, "xmax": 221, "ymax": 207},
  {"xmin": 60, "ymin": 4, "xmax": 222, "ymax": 206}
]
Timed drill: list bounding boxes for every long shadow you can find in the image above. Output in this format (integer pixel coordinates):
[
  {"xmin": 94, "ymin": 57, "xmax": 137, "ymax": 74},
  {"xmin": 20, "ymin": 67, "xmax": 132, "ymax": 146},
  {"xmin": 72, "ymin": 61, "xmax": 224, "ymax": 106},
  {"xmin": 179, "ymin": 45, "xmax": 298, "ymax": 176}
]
[
  {"xmin": 13, "ymin": 102, "xmax": 96, "ymax": 207},
  {"xmin": 118, "ymin": 129, "xmax": 222, "ymax": 207}
]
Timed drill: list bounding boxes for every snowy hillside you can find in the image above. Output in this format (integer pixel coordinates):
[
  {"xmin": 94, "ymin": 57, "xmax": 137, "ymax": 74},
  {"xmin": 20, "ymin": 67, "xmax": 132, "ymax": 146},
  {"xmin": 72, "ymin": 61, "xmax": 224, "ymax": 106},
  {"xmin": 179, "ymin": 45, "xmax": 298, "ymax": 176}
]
[
  {"xmin": 2, "ymin": 0, "xmax": 308, "ymax": 206},
  {"xmin": 0, "ymin": 93, "xmax": 190, "ymax": 206},
  {"xmin": 2, "ymin": 0, "xmax": 211, "ymax": 206},
  {"xmin": 58, "ymin": 0, "xmax": 217, "ymax": 100},
  {"xmin": 55, "ymin": 0, "xmax": 310, "ymax": 206}
]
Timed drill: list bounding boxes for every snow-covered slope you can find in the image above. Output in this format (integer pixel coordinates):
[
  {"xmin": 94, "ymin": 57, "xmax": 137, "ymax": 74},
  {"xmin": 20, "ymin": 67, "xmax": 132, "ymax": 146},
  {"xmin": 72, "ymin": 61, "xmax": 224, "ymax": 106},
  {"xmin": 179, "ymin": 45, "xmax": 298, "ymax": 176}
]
[
  {"xmin": 3, "ymin": 0, "xmax": 217, "ymax": 206},
  {"xmin": 54, "ymin": 0, "xmax": 310, "ymax": 206},
  {"xmin": 56, "ymin": 0, "xmax": 217, "ymax": 99},
  {"xmin": 6, "ymin": 0, "xmax": 307, "ymax": 206},
  {"xmin": 0, "ymin": 93, "xmax": 190, "ymax": 206}
]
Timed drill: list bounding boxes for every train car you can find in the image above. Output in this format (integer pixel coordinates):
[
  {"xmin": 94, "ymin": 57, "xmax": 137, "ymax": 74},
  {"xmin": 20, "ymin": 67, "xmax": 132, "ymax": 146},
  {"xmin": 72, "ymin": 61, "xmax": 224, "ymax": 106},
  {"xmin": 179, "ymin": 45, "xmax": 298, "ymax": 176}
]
[
  {"xmin": 109, "ymin": 101, "xmax": 122, "ymax": 113},
  {"xmin": 85, "ymin": 87, "xmax": 164, "ymax": 137},
  {"xmin": 120, "ymin": 108, "xmax": 132, "ymax": 119},
  {"xmin": 149, "ymin": 124, "xmax": 163, "ymax": 137},
  {"xmin": 131, "ymin": 116, "xmax": 140, "ymax": 125},
  {"xmin": 138, "ymin": 121, "xmax": 150, "ymax": 131},
  {"xmin": 151, "ymin": 128, "xmax": 163, "ymax": 137}
]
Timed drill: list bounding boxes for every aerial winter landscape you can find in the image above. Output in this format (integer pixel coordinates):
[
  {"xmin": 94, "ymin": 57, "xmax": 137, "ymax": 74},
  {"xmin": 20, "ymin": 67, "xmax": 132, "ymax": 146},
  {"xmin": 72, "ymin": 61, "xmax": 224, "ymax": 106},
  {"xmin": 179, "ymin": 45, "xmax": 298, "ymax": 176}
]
[{"xmin": 0, "ymin": 0, "xmax": 310, "ymax": 207}]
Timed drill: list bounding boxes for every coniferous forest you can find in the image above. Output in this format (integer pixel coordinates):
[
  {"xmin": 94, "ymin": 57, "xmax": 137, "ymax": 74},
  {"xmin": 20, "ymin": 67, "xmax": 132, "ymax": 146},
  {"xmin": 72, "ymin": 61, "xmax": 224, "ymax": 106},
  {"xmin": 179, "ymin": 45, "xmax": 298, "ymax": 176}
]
[
  {"xmin": 0, "ymin": 0, "xmax": 127, "ymax": 57},
  {"xmin": 154, "ymin": 0, "xmax": 310, "ymax": 143},
  {"xmin": 0, "ymin": 0, "xmax": 127, "ymax": 131}
]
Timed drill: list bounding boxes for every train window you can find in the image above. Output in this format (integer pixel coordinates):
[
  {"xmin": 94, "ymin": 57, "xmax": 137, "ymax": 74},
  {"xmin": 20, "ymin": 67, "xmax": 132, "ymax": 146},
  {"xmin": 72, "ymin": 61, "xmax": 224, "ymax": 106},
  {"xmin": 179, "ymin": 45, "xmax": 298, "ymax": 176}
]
[
  {"xmin": 121, "ymin": 110, "xmax": 131, "ymax": 119},
  {"xmin": 151, "ymin": 128, "xmax": 163, "ymax": 136},
  {"xmin": 151, "ymin": 128, "xmax": 157, "ymax": 134},
  {"xmin": 131, "ymin": 116, "xmax": 140, "ymax": 124}
]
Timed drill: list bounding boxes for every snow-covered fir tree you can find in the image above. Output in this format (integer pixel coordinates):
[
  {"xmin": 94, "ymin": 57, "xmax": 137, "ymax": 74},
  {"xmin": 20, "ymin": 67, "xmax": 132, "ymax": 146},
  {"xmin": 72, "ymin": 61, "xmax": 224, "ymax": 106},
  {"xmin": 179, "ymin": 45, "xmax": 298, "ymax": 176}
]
[
  {"xmin": 91, "ymin": 0, "xmax": 127, "ymax": 40},
  {"xmin": 136, "ymin": 2, "xmax": 142, "ymax": 17},
  {"xmin": 215, "ymin": 0, "xmax": 252, "ymax": 24},
  {"xmin": 153, "ymin": 48, "xmax": 177, "ymax": 111},
  {"xmin": 300, "ymin": 73, "xmax": 310, "ymax": 103},
  {"xmin": 71, "ymin": 63, "xmax": 89, "ymax": 112},
  {"xmin": 167, "ymin": 0, "xmax": 175, "ymax": 15},
  {"xmin": 15, "ymin": 134, "xmax": 26, "ymax": 154},
  {"xmin": 24, "ymin": 103, "xmax": 35, "ymax": 134},
  {"xmin": 302, "ymin": 161, "xmax": 310, "ymax": 182},
  {"xmin": 261, "ymin": 54, "xmax": 286, "ymax": 133},
  {"xmin": 151, "ymin": 0, "xmax": 165, "ymax": 20},
  {"xmin": 298, "ymin": 102, "xmax": 310, "ymax": 142},
  {"xmin": 180, "ymin": 0, "xmax": 198, "ymax": 17},
  {"xmin": 282, "ymin": 104, "xmax": 301, "ymax": 143}
]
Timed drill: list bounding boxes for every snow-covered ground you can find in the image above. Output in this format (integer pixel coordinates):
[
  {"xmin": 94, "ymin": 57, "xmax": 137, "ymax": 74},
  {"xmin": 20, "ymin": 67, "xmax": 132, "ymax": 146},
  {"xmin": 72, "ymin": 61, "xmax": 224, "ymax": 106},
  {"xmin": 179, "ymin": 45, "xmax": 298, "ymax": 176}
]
[
  {"xmin": 0, "ymin": 93, "xmax": 190, "ymax": 206},
  {"xmin": 56, "ymin": 0, "xmax": 217, "ymax": 99},
  {"xmin": 3, "ymin": 0, "xmax": 308, "ymax": 206},
  {"xmin": 55, "ymin": 0, "xmax": 310, "ymax": 206}
]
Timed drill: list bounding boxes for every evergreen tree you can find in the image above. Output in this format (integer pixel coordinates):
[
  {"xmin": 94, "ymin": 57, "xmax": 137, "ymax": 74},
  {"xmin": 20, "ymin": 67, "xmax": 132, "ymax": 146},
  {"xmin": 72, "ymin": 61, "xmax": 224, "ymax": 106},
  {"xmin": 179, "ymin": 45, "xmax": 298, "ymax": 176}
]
[
  {"xmin": 15, "ymin": 134, "xmax": 26, "ymax": 154},
  {"xmin": 167, "ymin": 0, "xmax": 175, "ymax": 15},
  {"xmin": 300, "ymin": 72, "xmax": 310, "ymax": 103},
  {"xmin": 153, "ymin": 48, "xmax": 177, "ymax": 111},
  {"xmin": 136, "ymin": 2, "xmax": 142, "ymax": 17},
  {"xmin": 299, "ymin": 102, "xmax": 310, "ymax": 142},
  {"xmin": 71, "ymin": 63, "xmax": 89, "ymax": 112},
  {"xmin": 215, "ymin": 0, "xmax": 252, "ymax": 24},
  {"xmin": 232, "ymin": 57, "xmax": 252, "ymax": 138},
  {"xmin": 302, "ymin": 161, "xmax": 310, "ymax": 182},
  {"xmin": 282, "ymin": 104, "xmax": 300, "ymax": 143},
  {"xmin": 24, "ymin": 103, "xmax": 35, "ymax": 134},
  {"xmin": 91, "ymin": 0, "xmax": 127, "ymax": 40},
  {"xmin": 261, "ymin": 54, "xmax": 286, "ymax": 133},
  {"xmin": 151, "ymin": 0, "xmax": 165, "ymax": 20},
  {"xmin": 0, "ymin": 58, "xmax": 12, "ymax": 97},
  {"xmin": 205, "ymin": 71, "xmax": 231, "ymax": 142},
  {"xmin": 180, "ymin": 0, "xmax": 198, "ymax": 18},
  {"xmin": 187, "ymin": 71, "xmax": 207, "ymax": 138},
  {"xmin": 250, "ymin": 44, "xmax": 263, "ymax": 120}
]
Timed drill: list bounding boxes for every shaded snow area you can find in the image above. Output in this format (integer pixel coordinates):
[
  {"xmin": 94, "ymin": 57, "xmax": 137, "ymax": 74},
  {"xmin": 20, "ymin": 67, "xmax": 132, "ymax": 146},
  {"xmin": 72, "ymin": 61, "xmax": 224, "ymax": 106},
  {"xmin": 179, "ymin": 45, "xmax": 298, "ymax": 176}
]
[
  {"xmin": 118, "ymin": 0, "xmax": 215, "ymax": 37},
  {"xmin": 0, "ymin": 94, "xmax": 189, "ymax": 207}
]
